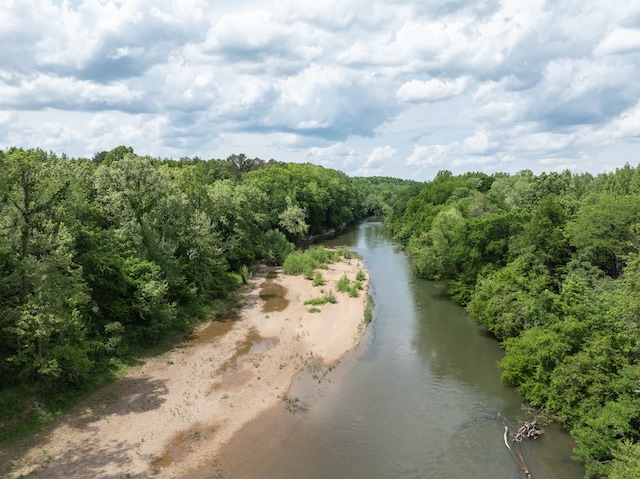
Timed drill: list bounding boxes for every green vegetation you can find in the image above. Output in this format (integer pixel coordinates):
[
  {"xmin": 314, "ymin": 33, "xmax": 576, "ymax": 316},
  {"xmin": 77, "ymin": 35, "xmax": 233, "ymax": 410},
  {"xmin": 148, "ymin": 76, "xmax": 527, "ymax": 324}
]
[
  {"xmin": 388, "ymin": 165, "xmax": 640, "ymax": 477},
  {"xmin": 363, "ymin": 294, "xmax": 374, "ymax": 324},
  {"xmin": 336, "ymin": 274, "xmax": 351, "ymax": 292},
  {"xmin": 351, "ymin": 176, "xmax": 421, "ymax": 217},
  {"xmin": 356, "ymin": 269, "xmax": 366, "ymax": 281},
  {"xmin": 312, "ymin": 272, "xmax": 326, "ymax": 286},
  {"xmin": 282, "ymin": 247, "xmax": 343, "ymax": 275},
  {"xmin": 303, "ymin": 290, "xmax": 337, "ymax": 305},
  {"xmin": 0, "ymin": 146, "xmax": 371, "ymax": 441}
]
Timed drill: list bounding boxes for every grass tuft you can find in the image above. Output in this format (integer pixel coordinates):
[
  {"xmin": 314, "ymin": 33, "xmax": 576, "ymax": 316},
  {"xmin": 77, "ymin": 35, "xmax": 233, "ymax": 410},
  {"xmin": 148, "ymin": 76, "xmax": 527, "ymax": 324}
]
[
  {"xmin": 336, "ymin": 274, "xmax": 350, "ymax": 292},
  {"xmin": 303, "ymin": 289, "xmax": 337, "ymax": 306},
  {"xmin": 312, "ymin": 272, "xmax": 326, "ymax": 286}
]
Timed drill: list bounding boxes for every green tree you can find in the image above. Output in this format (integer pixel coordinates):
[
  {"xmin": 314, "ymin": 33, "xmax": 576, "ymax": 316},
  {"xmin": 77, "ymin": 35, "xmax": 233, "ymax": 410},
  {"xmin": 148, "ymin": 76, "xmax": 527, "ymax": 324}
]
[
  {"xmin": 567, "ymin": 194, "xmax": 640, "ymax": 277},
  {"xmin": 278, "ymin": 196, "xmax": 309, "ymax": 241},
  {"xmin": 0, "ymin": 149, "xmax": 91, "ymax": 387}
]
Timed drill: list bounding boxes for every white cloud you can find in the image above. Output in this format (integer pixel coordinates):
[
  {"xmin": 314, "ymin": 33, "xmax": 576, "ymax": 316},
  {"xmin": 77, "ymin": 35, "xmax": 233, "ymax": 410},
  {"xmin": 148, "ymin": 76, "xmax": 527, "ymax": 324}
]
[
  {"xmin": 405, "ymin": 145, "xmax": 450, "ymax": 167},
  {"xmin": 462, "ymin": 130, "xmax": 497, "ymax": 155},
  {"xmin": 364, "ymin": 145, "xmax": 396, "ymax": 167},
  {"xmin": 1, "ymin": 0, "xmax": 639, "ymax": 179},
  {"xmin": 0, "ymin": 74, "xmax": 144, "ymax": 110},
  {"xmin": 595, "ymin": 28, "xmax": 640, "ymax": 55},
  {"xmin": 304, "ymin": 142, "xmax": 358, "ymax": 168},
  {"xmin": 601, "ymin": 101, "xmax": 640, "ymax": 139},
  {"xmin": 397, "ymin": 77, "xmax": 470, "ymax": 103}
]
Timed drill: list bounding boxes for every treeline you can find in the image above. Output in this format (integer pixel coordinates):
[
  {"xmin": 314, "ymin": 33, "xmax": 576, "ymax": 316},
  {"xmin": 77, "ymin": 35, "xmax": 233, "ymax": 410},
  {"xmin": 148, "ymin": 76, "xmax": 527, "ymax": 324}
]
[
  {"xmin": 0, "ymin": 146, "xmax": 410, "ymax": 431},
  {"xmin": 388, "ymin": 166, "xmax": 640, "ymax": 477}
]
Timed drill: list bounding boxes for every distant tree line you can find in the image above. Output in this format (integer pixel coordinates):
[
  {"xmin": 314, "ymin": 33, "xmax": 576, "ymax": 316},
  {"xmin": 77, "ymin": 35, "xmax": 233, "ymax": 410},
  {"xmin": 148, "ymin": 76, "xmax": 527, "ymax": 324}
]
[{"xmin": 387, "ymin": 165, "xmax": 640, "ymax": 478}]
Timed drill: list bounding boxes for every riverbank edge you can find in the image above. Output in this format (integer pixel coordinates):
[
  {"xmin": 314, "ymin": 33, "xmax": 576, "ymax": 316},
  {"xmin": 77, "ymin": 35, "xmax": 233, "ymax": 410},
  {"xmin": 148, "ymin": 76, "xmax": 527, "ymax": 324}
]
[{"xmin": 3, "ymin": 256, "xmax": 370, "ymax": 479}]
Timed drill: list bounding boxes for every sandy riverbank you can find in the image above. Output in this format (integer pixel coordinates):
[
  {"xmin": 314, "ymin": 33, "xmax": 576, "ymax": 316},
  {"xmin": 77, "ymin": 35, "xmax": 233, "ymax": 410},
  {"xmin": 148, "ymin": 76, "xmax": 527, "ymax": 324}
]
[{"xmin": 3, "ymin": 257, "xmax": 369, "ymax": 479}]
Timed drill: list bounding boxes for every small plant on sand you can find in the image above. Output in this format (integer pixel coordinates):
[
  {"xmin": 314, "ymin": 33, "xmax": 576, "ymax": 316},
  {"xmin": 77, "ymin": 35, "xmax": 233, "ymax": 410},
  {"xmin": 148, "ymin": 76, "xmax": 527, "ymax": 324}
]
[
  {"xmin": 304, "ymin": 297, "xmax": 326, "ymax": 306},
  {"xmin": 323, "ymin": 289, "xmax": 337, "ymax": 304},
  {"xmin": 307, "ymin": 306, "xmax": 321, "ymax": 313},
  {"xmin": 348, "ymin": 284, "xmax": 359, "ymax": 298},
  {"xmin": 304, "ymin": 289, "xmax": 337, "ymax": 306},
  {"xmin": 356, "ymin": 269, "xmax": 366, "ymax": 281},
  {"xmin": 336, "ymin": 274, "xmax": 350, "ymax": 292},
  {"xmin": 303, "ymin": 265, "xmax": 315, "ymax": 280},
  {"xmin": 312, "ymin": 272, "xmax": 326, "ymax": 286}
]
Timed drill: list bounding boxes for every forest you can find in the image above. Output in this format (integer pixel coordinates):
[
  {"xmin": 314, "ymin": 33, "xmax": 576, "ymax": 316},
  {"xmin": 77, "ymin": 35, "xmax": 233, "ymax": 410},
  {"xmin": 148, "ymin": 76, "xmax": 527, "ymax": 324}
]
[
  {"xmin": 0, "ymin": 146, "xmax": 411, "ymax": 440},
  {"xmin": 388, "ymin": 165, "xmax": 640, "ymax": 478},
  {"xmin": 2, "ymin": 145, "xmax": 640, "ymax": 478}
]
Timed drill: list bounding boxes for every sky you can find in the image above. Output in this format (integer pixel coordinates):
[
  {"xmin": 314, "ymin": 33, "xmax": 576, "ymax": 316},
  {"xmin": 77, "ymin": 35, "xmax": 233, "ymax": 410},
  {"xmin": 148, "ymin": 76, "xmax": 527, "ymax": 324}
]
[{"xmin": 1, "ymin": 0, "xmax": 640, "ymax": 180}]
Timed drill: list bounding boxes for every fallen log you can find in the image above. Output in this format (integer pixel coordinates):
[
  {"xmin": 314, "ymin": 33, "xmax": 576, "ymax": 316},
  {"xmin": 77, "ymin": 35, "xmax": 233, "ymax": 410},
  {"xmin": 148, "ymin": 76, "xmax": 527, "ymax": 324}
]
[
  {"xmin": 498, "ymin": 413, "xmax": 539, "ymax": 479},
  {"xmin": 512, "ymin": 439, "xmax": 533, "ymax": 479}
]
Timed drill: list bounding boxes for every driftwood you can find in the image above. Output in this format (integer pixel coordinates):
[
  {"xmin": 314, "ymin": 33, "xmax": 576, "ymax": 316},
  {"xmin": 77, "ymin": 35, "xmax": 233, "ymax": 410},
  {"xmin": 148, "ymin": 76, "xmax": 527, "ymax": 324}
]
[
  {"xmin": 503, "ymin": 426, "xmax": 511, "ymax": 451},
  {"xmin": 514, "ymin": 421, "xmax": 544, "ymax": 442},
  {"xmin": 497, "ymin": 413, "xmax": 544, "ymax": 479}
]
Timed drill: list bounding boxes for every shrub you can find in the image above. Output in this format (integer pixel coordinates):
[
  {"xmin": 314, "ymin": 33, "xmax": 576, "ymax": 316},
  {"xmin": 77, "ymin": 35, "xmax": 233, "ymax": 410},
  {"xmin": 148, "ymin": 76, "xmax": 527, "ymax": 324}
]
[
  {"xmin": 260, "ymin": 229, "xmax": 294, "ymax": 266},
  {"xmin": 312, "ymin": 272, "xmax": 326, "ymax": 286},
  {"xmin": 303, "ymin": 265, "xmax": 315, "ymax": 280},
  {"xmin": 336, "ymin": 274, "xmax": 350, "ymax": 292},
  {"xmin": 307, "ymin": 246, "xmax": 339, "ymax": 265},
  {"xmin": 348, "ymin": 285, "xmax": 359, "ymax": 297},
  {"xmin": 356, "ymin": 269, "xmax": 366, "ymax": 282},
  {"xmin": 323, "ymin": 289, "xmax": 337, "ymax": 303},
  {"xmin": 283, "ymin": 250, "xmax": 316, "ymax": 275}
]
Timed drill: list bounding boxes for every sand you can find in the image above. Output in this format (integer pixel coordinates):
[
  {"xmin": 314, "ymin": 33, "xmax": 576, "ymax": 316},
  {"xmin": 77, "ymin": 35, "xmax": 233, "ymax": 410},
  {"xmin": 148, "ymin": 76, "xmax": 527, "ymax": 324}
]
[{"xmin": 2, "ymin": 258, "xmax": 369, "ymax": 479}]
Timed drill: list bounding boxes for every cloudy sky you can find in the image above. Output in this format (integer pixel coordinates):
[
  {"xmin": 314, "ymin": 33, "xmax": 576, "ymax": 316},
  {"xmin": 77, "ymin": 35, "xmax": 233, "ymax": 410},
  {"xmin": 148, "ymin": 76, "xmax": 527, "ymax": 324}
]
[{"xmin": 1, "ymin": 0, "xmax": 640, "ymax": 179}]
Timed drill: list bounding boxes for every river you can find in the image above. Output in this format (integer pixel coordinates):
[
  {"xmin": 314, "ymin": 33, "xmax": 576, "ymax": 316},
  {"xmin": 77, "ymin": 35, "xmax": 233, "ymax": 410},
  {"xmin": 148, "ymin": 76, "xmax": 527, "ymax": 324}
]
[{"xmin": 211, "ymin": 220, "xmax": 585, "ymax": 478}]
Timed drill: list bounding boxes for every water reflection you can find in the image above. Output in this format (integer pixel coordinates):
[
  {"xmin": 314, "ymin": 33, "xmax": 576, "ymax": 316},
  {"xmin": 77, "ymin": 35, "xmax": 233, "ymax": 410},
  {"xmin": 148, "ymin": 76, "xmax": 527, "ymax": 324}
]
[{"xmin": 410, "ymin": 279, "xmax": 507, "ymax": 391}]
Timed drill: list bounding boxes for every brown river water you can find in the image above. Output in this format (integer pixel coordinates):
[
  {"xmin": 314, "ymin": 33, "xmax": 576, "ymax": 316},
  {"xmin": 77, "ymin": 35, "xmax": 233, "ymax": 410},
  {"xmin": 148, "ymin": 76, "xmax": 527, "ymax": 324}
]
[{"xmin": 202, "ymin": 220, "xmax": 586, "ymax": 479}]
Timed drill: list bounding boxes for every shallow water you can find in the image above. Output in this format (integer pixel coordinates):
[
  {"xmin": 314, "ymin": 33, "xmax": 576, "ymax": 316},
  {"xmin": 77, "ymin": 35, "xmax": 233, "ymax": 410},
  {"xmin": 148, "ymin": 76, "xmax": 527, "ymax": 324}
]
[
  {"xmin": 209, "ymin": 221, "xmax": 585, "ymax": 479},
  {"xmin": 259, "ymin": 274, "xmax": 289, "ymax": 312}
]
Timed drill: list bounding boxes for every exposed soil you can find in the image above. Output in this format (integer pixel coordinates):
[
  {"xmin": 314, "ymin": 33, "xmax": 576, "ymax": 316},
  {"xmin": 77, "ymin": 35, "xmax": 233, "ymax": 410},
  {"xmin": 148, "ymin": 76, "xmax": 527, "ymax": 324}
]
[{"xmin": 2, "ymin": 259, "xmax": 368, "ymax": 479}]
